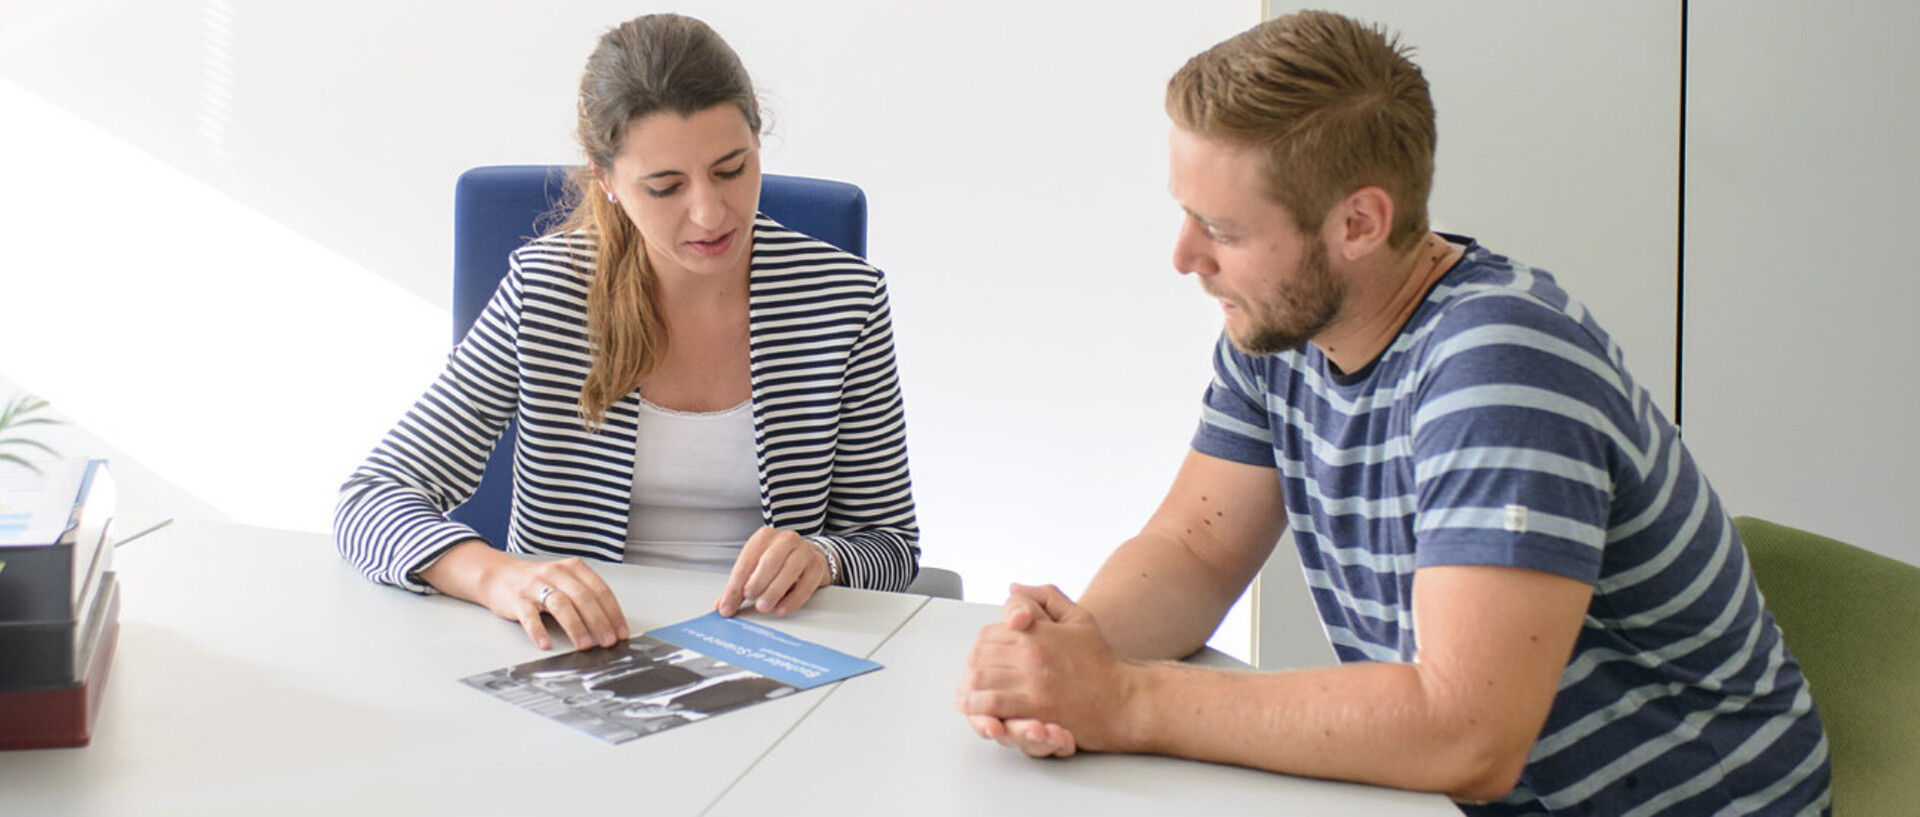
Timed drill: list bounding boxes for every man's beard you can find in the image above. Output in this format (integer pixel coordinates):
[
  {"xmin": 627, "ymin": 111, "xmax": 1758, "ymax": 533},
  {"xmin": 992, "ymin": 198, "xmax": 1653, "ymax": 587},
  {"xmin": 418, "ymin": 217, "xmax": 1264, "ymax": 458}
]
[{"xmin": 1229, "ymin": 232, "xmax": 1345, "ymax": 356}]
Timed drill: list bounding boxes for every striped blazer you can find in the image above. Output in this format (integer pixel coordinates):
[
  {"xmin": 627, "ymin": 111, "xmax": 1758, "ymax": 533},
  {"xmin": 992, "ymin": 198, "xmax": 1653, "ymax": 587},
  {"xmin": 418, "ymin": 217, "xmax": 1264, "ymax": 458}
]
[{"xmin": 334, "ymin": 217, "xmax": 919, "ymax": 593}]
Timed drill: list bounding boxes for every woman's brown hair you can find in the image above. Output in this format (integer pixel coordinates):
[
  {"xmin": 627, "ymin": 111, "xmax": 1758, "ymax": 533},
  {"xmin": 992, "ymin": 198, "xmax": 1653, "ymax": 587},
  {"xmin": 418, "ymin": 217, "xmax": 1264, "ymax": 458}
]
[{"xmin": 557, "ymin": 14, "xmax": 761, "ymax": 428}]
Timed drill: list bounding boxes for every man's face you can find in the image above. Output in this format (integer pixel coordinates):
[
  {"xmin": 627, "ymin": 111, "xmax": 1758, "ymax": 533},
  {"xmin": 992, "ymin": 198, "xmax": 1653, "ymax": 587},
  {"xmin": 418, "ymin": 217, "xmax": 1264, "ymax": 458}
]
[{"xmin": 1168, "ymin": 125, "xmax": 1345, "ymax": 356}]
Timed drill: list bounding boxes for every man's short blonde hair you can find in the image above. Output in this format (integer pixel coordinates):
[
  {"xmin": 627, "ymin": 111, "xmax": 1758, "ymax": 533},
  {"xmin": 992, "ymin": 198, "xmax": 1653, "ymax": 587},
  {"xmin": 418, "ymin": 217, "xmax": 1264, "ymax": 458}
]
[{"xmin": 1167, "ymin": 10, "xmax": 1436, "ymax": 251}]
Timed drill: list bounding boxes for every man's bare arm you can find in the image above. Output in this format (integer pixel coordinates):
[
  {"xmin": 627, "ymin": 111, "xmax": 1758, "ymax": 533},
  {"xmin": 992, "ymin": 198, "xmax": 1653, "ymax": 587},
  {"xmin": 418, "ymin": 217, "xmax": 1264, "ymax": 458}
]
[
  {"xmin": 964, "ymin": 565, "xmax": 1591, "ymax": 801},
  {"xmin": 1077, "ymin": 450, "xmax": 1289, "ymax": 660}
]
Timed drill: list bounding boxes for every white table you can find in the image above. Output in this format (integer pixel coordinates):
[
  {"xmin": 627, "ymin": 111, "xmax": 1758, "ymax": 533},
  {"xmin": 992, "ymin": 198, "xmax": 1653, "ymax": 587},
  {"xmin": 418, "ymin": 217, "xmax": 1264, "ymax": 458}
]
[
  {"xmin": 708, "ymin": 598, "xmax": 1456, "ymax": 815},
  {"xmin": 0, "ymin": 519, "xmax": 927, "ymax": 816},
  {"xmin": 0, "ymin": 520, "xmax": 1457, "ymax": 815}
]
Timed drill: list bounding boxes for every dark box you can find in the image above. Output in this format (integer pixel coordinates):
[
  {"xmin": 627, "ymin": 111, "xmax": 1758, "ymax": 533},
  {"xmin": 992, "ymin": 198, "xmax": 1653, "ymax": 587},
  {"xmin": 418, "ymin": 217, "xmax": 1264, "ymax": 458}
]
[{"xmin": 0, "ymin": 576, "xmax": 120, "ymax": 750}]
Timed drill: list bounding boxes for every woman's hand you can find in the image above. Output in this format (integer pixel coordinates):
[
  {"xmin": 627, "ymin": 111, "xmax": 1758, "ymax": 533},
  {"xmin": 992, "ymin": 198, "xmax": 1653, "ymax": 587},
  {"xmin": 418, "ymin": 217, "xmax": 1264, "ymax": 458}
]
[
  {"xmin": 715, "ymin": 527, "xmax": 834, "ymax": 617},
  {"xmin": 418, "ymin": 540, "xmax": 629, "ymax": 651}
]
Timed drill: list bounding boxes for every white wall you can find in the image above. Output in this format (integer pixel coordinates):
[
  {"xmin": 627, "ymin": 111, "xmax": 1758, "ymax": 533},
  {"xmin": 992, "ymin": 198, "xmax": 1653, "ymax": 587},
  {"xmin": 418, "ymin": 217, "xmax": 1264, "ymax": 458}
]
[
  {"xmin": 1682, "ymin": 0, "xmax": 1920, "ymax": 567},
  {"xmin": 0, "ymin": 2, "xmax": 1262, "ymax": 654}
]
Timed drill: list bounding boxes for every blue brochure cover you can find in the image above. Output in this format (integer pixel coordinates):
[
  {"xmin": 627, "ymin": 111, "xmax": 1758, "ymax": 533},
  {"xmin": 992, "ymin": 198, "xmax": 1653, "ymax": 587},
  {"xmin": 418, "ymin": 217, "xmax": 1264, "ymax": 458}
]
[
  {"xmin": 646, "ymin": 611, "xmax": 880, "ymax": 690},
  {"xmin": 461, "ymin": 613, "xmax": 881, "ymax": 744}
]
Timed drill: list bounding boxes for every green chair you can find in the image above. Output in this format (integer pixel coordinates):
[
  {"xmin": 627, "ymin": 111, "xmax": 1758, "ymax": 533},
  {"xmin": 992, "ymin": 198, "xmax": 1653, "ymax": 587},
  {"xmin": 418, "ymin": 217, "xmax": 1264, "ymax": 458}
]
[{"xmin": 1734, "ymin": 516, "xmax": 1920, "ymax": 815}]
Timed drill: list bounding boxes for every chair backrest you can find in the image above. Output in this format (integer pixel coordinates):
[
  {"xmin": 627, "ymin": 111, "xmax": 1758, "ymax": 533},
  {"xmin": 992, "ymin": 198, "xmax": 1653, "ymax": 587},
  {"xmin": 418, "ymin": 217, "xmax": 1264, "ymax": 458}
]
[
  {"xmin": 1734, "ymin": 515, "xmax": 1920, "ymax": 814},
  {"xmin": 447, "ymin": 165, "xmax": 869, "ymax": 546}
]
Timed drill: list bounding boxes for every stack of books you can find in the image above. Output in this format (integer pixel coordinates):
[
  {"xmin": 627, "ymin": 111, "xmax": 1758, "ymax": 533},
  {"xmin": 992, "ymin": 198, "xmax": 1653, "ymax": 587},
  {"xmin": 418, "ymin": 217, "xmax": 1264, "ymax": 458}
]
[{"xmin": 0, "ymin": 459, "xmax": 120, "ymax": 750}]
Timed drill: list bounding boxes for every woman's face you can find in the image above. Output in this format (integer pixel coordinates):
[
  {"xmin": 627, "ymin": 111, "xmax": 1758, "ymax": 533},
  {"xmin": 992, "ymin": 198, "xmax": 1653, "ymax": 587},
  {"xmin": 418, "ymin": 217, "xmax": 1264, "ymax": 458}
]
[{"xmin": 598, "ymin": 104, "xmax": 761, "ymax": 282}]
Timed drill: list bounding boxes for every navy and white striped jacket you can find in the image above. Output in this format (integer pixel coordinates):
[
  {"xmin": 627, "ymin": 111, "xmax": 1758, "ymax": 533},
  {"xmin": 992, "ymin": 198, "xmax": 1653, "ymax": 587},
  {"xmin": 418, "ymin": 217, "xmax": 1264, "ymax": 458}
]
[{"xmin": 335, "ymin": 216, "xmax": 919, "ymax": 592}]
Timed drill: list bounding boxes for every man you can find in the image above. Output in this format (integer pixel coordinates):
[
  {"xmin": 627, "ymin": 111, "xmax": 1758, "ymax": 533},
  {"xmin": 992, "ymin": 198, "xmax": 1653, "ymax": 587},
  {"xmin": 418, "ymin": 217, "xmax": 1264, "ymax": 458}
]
[{"xmin": 956, "ymin": 11, "xmax": 1830, "ymax": 815}]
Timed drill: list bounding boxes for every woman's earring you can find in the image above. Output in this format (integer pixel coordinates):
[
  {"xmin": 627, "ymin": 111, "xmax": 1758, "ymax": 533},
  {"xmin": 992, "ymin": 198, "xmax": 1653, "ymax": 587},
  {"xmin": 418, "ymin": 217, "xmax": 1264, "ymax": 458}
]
[{"xmin": 605, "ymin": 191, "xmax": 616, "ymax": 203}]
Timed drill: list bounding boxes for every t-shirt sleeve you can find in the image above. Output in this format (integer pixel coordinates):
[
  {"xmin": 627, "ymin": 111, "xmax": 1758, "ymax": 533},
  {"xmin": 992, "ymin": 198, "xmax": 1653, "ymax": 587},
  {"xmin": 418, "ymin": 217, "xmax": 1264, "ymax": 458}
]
[
  {"xmin": 1191, "ymin": 333, "xmax": 1279, "ymax": 468},
  {"xmin": 1407, "ymin": 293, "xmax": 1633, "ymax": 585}
]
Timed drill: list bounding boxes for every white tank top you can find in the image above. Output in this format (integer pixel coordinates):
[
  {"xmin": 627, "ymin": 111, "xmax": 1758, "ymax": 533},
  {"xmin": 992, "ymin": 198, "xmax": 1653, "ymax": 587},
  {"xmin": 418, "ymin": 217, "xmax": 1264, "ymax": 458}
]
[{"xmin": 623, "ymin": 396, "xmax": 763, "ymax": 572}]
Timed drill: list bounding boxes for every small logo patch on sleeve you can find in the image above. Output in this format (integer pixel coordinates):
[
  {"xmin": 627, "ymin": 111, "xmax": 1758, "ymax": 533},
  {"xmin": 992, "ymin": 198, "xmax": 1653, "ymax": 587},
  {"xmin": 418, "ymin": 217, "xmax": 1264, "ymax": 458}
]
[{"xmin": 1504, "ymin": 504, "xmax": 1529, "ymax": 533}]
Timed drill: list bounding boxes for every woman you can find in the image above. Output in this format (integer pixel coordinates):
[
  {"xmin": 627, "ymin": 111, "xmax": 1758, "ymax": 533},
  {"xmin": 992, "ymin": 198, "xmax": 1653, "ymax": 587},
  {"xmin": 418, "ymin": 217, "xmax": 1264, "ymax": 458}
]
[{"xmin": 334, "ymin": 14, "xmax": 918, "ymax": 651}]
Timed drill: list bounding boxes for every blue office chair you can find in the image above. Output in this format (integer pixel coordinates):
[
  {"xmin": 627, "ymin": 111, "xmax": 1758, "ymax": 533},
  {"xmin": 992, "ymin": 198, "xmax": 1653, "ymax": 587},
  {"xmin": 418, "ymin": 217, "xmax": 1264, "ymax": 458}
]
[{"xmin": 448, "ymin": 165, "xmax": 960, "ymax": 599}]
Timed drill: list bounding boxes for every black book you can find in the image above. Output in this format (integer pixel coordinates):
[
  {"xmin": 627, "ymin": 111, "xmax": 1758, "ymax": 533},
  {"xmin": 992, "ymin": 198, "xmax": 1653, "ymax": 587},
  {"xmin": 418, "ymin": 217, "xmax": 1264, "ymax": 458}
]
[
  {"xmin": 0, "ymin": 460, "xmax": 116, "ymax": 689},
  {"xmin": 0, "ymin": 570, "xmax": 117, "ymax": 690},
  {"xmin": 0, "ymin": 459, "xmax": 115, "ymax": 623},
  {"xmin": 0, "ymin": 575, "xmax": 121, "ymax": 749}
]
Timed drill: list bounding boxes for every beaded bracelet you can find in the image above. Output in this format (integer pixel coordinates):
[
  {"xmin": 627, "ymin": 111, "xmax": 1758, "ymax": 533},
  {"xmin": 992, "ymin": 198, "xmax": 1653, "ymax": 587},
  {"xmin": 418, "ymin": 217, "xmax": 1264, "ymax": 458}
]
[{"xmin": 808, "ymin": 537, "xmax": 841, "ymax": 585}]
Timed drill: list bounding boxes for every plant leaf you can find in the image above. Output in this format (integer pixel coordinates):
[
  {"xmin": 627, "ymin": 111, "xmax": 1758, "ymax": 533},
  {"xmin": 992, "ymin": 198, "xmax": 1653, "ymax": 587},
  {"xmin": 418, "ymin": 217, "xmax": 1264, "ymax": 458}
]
[
  {"xmin": 0, "ymin": 395, "xmax": 62, "ymax": 474},
  {"xmin": 1, "ymin": 395, "xmax": 52, "ymax": 420},
  {"xmin": 0, "ymin": 394, "xmax": 61, "ymax": 439},
  {"xmin": 0, "ymin": 453, "xmax": 45, "ymax": 475},
  {"xmin": 0, "ymin": 438, "xmax": 58, "ymax": 456}
]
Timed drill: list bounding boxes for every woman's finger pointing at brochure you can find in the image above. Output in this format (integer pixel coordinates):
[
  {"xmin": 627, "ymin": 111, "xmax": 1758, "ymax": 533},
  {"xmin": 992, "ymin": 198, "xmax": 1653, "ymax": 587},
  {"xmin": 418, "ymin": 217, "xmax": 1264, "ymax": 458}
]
[{"xmin": 716, "ymin": 527, "xmax": 833, "ymax": 617}]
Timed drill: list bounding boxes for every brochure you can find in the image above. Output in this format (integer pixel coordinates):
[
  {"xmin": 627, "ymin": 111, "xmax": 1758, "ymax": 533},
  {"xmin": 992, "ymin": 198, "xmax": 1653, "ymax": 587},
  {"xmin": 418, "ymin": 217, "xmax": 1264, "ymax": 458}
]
[{"xmin": 461, "ymin": 611, "xmax": 881, "ymax": 744}]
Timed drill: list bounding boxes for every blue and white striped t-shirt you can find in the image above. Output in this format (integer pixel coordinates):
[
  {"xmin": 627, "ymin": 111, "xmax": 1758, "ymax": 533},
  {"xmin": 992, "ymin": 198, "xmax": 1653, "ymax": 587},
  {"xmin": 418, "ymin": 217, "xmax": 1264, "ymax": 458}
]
[{"xmin": 1193, "ymin": 238, "xmax": 1829, "ymax": 816}]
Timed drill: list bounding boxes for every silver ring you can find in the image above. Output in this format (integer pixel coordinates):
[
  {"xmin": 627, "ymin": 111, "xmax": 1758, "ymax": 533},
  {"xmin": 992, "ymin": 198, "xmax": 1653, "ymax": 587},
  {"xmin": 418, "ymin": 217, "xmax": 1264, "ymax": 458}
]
[{"xmin": 537, "ymin": 585, "xmax": 557, "ymax": 607}]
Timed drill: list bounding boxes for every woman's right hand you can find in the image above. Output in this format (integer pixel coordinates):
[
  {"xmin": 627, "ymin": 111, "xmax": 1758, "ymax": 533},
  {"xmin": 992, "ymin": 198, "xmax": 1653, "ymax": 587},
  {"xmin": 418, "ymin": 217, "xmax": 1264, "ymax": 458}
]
[{"xmin": 417, "ymin": 540, "xmax": 629, "ymax": 651}]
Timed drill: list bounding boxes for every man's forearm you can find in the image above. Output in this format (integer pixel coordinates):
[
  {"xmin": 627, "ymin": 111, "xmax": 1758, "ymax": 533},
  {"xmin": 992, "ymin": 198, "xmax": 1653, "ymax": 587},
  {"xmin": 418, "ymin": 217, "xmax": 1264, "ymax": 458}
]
[
  {"xmin": 1113, "ymin": 659, "xmax": 1522, "ymax": 802},
  {"xmin": 1076, "ymin": 451, "xmax": 1286, "ymax": 660},
  {"xmin": 1079, "ymin": 530, "xmax": 1263, "ymax": 661},
  {"xmin": 1089, "ymin": 565, "xmax": 1593, "ymax": 802}
]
